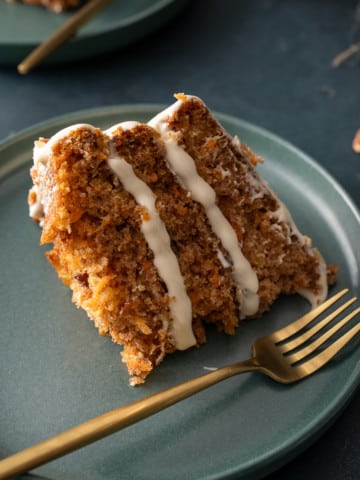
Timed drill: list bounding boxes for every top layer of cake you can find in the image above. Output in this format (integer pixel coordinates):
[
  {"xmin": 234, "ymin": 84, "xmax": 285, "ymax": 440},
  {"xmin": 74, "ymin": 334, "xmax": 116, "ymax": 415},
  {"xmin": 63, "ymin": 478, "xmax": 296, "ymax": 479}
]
[{"xmin": 28, "ymin": 94, "xmax": 334, "ymax": 384}]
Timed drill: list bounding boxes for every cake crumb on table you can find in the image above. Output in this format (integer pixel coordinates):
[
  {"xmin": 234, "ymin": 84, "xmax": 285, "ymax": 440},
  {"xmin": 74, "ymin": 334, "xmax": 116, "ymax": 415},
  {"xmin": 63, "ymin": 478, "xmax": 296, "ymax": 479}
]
[{"xmin": 352, "ymin": 129, "xmax": 360, "ymax": 154}]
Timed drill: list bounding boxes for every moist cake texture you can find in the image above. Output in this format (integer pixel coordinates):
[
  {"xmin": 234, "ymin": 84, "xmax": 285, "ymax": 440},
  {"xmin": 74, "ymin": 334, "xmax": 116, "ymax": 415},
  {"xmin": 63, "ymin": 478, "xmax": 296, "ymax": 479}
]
[{"xmin": 28, "ymin": 94, "xmax": 336, "ymax": 385}]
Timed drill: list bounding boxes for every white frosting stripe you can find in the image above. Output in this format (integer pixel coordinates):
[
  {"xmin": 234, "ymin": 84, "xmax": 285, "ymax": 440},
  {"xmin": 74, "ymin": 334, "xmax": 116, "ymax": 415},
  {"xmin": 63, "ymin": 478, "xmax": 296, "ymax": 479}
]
[
  {"xmin": 149, "ymin": 112, "xmax": 259, "ymax": 316},
  {"xmin": 106, "ymin": 126, "xmax": 196, "ymax": 350},
  {"xmin": 164, "ymin": 138, "xmax": 259, "ymax": 315}
]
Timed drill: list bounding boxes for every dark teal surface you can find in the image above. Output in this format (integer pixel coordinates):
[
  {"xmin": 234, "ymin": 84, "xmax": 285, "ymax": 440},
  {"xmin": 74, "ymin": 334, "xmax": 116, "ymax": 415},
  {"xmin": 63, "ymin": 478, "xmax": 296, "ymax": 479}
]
[
  {"xmin": 0, "ymin": 106, "xmax": 359, "ymax": 480},
  {"xmin": 0, "ymin": 1, "xmax": 359, "ymax": 479}
]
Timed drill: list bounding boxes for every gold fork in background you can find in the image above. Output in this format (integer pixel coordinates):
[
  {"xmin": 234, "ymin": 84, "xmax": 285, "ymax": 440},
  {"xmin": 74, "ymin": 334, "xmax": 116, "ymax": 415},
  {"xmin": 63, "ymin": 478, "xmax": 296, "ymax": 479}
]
[
  {"xmin": 17, "ymin": 0, "xmax": 112, "ymax": 75},
  {"xmin": 0, "ymin": 288, "xmax": 359, "ymax": 480}
]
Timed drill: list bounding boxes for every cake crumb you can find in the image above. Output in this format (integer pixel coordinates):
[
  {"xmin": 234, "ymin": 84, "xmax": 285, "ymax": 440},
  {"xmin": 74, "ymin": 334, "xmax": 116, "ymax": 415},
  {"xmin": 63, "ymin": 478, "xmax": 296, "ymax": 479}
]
[
  {"xmin": 175, "ymin": 92, "xmax": 187, "ymax": 102},
  {"xmin": 352, "ymin": 129, "xmax": 360, "ymax": 153}
]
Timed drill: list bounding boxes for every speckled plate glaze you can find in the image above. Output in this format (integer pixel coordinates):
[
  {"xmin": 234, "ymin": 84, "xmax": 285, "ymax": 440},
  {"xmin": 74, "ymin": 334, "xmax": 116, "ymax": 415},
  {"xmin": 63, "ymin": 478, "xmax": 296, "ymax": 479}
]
[
  {"xmin": 0, "ymin": 105, "xmax": 359, "ymax": 480},
  {"xmin": 0, "ymin": 0, "xmax": 188, "ymax": 65}
]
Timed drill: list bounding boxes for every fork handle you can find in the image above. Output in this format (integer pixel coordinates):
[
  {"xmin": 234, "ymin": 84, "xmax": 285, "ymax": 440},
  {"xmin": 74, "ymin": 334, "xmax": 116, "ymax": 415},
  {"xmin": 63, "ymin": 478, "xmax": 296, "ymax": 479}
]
[{"xmin": 0, "ymin": 358, "xmax": 258, "ymax": 479}]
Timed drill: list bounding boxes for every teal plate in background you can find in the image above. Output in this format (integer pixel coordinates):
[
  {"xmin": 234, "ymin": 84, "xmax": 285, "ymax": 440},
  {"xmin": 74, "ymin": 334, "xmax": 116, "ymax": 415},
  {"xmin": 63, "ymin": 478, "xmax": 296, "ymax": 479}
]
[
  {"xmin": 0, "ymin": 0, "xmax": 188, "ymax": 65},
  {"xmin": 0, "ymin": 105, "xmax": 359, "ymax": 480}
]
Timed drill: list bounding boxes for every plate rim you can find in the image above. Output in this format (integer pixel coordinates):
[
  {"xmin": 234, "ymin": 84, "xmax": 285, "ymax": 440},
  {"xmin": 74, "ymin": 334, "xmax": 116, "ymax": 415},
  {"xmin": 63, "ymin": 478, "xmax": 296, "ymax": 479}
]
[
  {"xmin": 1, "ymin": 104, "xmax": 359, "ymax": 480},
  {"xmin": 0, "ymin": 0, "xmax": 189, "ymax": 64},
  {"xmin": 0, "ymin": 0, "xmax": 182, "ymax": 45}
]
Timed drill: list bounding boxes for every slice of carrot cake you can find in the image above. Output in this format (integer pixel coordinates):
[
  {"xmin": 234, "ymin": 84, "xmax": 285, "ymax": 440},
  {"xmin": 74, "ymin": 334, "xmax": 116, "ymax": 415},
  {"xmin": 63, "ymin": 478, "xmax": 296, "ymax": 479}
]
[{"xmin": 28, "ymin": 94, "xmax": 336, "ymax": 385}]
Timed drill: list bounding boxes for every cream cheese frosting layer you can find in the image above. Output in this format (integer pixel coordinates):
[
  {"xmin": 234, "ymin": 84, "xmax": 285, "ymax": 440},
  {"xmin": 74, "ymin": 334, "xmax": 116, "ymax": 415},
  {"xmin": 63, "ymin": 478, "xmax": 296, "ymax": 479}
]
[
  {"xmin": 149, "ymin": 99, "xmax": 260, "ymax": 317},
  {"xmin": 106, "ymin": 124, "xmax": 196, "ymax": 350},
  {"xmin": 150, "ymin": 94, "xmax": 328, "ymax": 308}
]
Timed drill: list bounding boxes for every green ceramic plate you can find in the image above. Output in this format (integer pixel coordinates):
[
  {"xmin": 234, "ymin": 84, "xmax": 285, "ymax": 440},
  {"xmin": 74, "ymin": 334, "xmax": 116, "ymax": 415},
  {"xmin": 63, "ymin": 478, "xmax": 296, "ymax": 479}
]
[
  {"xmin": 0, "ymin": 0, "xmax": 188, "ymax": 65},
  {"xmin": 0, "ymin": 105, "xmax": 359, "ymax": 480}
]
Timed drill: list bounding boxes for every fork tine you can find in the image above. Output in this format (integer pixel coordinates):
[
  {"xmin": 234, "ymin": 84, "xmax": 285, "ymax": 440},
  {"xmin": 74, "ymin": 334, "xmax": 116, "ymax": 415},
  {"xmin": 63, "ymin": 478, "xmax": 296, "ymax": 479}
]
[
  {"xmin": 279, "ymin": 298, "xmax": 357, "ymax": 354},
  {"xmin": 272, "ymin": 289, "xmax": 349, "ymax": 343},
  {"xmin": 294, "ymin": 321, "xmax": 360, "ymax": 378},
  {"xmin": 288, "ymin": 307, "xmax": 360, "ymax": 364}
]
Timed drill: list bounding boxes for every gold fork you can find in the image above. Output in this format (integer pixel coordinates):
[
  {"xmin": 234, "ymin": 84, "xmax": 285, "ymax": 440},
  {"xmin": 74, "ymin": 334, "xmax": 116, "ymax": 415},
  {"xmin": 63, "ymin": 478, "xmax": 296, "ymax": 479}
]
[{"xmin": 0, "ymin": 288, "xmax": 359, "ymax": 480}]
